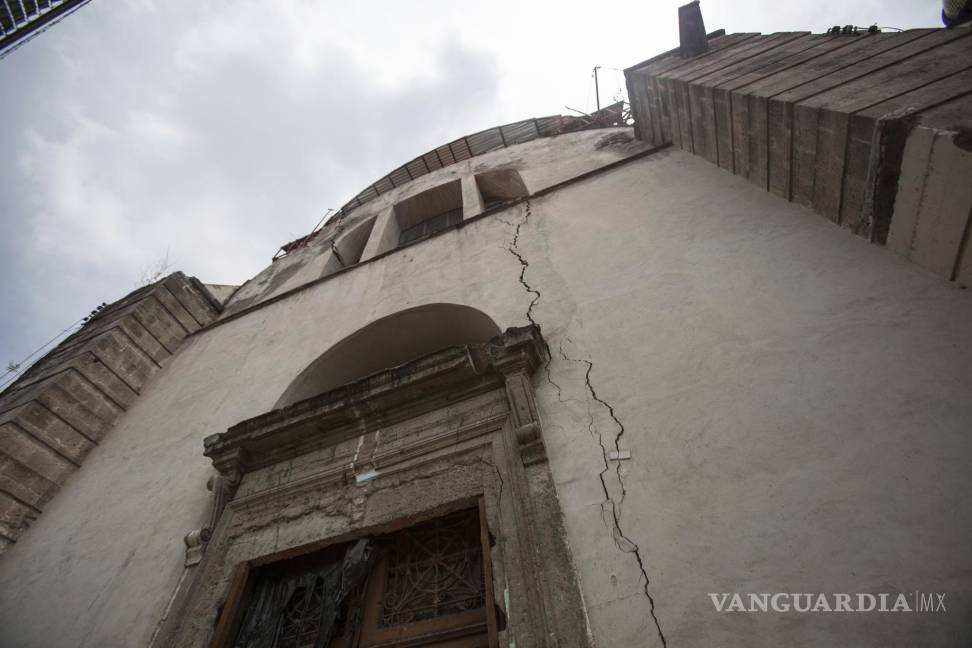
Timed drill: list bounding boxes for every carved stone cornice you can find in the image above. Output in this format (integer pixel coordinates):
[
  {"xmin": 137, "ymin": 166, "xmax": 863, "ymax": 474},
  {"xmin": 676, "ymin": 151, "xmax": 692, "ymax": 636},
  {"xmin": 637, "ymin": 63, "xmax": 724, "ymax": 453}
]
[
  {"xmin": 181, "ymin": 467, "xmax": 242, "ymax": 566},
  {"xmin": 229, "ymin": 412, "xmax": 507, "ymax": 514},
  {"xmin": 203, "ymin": 326, "xmax": 546, "ymax": 475},
  {"xmin": 183, "ymin": 528, "xmax": 211, "ymax": 567},
  {"xmin": 171, "ymin": 324, "xmax": 589, "ymax": 648}
]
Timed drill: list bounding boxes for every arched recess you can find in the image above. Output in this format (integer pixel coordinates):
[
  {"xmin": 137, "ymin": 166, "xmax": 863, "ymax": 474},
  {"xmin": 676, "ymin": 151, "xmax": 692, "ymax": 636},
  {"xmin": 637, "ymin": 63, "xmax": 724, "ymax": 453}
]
[{"xmin": 275, "ymin": 303, "xmax": 502, "ymax": 407}]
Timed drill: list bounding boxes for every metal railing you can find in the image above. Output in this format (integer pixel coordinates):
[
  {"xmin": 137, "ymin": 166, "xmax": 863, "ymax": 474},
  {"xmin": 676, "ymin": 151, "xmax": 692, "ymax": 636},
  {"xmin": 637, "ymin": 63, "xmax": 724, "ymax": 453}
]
[{"xmin": 274, "ymin": 102, "xmax": 630, "ymax": 260}]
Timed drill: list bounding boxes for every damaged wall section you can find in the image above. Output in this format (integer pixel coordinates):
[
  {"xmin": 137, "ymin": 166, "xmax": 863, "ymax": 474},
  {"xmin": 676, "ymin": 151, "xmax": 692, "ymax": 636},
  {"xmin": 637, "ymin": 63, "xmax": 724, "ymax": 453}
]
[{"xmin": 501, "ymin": 200, "xmax": 668, "ymax": 647}]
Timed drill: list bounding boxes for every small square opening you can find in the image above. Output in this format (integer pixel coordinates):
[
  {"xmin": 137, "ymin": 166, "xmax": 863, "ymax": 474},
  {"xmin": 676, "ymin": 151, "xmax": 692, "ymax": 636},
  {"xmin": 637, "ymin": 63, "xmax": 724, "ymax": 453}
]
[{"xmin": 475, "ymin": 169, "xmax": 528, "ymax": 210}]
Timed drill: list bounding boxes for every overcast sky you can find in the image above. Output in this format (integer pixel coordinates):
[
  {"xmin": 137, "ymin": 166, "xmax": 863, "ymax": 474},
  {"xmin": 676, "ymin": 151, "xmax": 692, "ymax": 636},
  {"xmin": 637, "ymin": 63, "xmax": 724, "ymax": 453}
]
[{"xmin": 0, "ymin": 0, "xmax": 935, "ymax": 376}]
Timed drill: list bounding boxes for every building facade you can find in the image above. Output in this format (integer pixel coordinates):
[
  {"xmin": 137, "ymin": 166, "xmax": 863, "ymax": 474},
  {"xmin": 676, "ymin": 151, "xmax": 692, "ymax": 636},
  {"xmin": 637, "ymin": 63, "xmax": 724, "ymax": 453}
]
[{"xmin": 1, "ymin": 15, "xmax": 971, "ymax": 648}]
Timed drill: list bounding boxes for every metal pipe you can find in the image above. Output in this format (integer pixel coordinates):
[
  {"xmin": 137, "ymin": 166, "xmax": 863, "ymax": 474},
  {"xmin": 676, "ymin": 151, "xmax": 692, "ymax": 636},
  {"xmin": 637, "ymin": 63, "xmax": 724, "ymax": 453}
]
[{"xmin": 593, "ymin": 66, "xmax": 601, "ymax": 111}]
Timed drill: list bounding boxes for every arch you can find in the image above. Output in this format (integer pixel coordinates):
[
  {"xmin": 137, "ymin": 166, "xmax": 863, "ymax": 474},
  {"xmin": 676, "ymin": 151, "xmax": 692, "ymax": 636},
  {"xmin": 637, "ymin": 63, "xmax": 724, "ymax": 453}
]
[{"xmin": 275, "ymin": 304, "xmax": 502, "ymax": 407}]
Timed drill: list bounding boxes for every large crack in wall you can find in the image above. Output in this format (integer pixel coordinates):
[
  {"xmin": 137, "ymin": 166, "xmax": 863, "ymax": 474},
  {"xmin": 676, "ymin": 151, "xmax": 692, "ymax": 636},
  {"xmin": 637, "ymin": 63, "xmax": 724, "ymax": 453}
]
[
  {"xmin": 503, "ymin": 200, "xmax": 668, "ymax": 648},
  {"xmin": 329, "ymin": 221, "xmax": 348, "ymax": 267}
]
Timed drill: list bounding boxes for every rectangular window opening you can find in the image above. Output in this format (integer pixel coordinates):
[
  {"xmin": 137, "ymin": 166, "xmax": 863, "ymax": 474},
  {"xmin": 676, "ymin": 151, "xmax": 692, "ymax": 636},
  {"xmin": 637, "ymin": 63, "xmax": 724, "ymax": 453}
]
[
  {"xmin": 394, "ymin": 179, "xmax": 463, "ymax": 247},
  {"xmin": 475, "ymin": 169, "xmax": 528, "ymax": 211}
]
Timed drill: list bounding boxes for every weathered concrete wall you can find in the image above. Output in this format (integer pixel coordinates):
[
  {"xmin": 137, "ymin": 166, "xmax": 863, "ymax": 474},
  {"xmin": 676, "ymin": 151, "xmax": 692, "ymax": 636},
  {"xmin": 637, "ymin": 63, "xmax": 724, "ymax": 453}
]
[
  {"xmin": 221, "ymin": 127, "xmax": 649, "ymax": 319},
  {"xmin": 0, "ymin": 131, "xmax": 970, "ymax": 647},
  {"xmin": 523, "ymin": 151, "xmax": 972, "ymax": 646},
  {"xmin": 626, "ymin": 29, "xmax": 972, "ymax": 286},
  {"xmin": 887, "ymin": 120, "xmax": 972, "ymax": 284}
]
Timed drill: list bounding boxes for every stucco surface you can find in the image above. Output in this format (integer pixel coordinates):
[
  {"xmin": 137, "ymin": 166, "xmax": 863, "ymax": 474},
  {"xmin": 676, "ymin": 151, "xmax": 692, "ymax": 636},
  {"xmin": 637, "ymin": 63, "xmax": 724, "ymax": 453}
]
[
  {"xmin": 1, "ymin": 131, "xmax": 970, "ymax": 647},
  {"xmin": 523, "ymin": 151, "xmax": 972, "ymax": 646}
]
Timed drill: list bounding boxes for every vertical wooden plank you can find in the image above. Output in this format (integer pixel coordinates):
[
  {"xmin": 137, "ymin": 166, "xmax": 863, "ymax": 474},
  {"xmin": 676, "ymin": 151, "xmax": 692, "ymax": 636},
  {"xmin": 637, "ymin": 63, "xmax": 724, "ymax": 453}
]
[
  {"xmin": 210, "ymin": 561, "xmax": 251, "ymax": 648},
  {"xmin": 479, "ymin": 497, "xmax": 499, "ymax": 648}
]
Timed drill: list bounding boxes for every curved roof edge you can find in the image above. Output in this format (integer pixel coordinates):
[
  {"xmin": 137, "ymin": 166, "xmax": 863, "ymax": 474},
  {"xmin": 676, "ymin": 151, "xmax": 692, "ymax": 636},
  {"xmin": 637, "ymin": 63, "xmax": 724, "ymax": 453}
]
[{"xmin": 274, "ymin": 102, "xmax": 630, "ymax": 260}]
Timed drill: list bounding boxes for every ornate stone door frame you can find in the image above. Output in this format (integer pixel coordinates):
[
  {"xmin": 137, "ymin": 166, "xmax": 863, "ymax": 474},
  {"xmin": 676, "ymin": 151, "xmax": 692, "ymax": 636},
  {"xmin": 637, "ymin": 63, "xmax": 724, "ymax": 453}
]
[{"xmin": 168, "ymin": 326, "xmax": 588, "ymax": 648}]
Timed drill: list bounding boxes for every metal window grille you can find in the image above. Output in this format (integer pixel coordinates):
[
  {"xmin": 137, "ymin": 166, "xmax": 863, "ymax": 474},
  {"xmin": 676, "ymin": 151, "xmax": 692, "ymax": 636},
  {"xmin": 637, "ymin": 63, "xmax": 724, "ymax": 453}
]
[
  {"xmin": 379, "ymin": 509, "xmax": 485, "ymax": 626},
  {"xmin": 398, "ymin": 207, "xmax": 463, "ymax": 246}
]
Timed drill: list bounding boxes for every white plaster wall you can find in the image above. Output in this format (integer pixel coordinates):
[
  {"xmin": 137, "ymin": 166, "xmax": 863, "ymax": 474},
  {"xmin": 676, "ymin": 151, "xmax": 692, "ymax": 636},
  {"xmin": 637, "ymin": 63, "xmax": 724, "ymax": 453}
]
[
  {"xmin": 0, "ymin": 191, "xmax": 529, "ymax": 648},
  {"xmin": 1, "ymin": 134, "xmax": 970, "ymax": 647},
  {"xmin": 526, "ymin": 151, "xmax": 972, "ymax": 647},
  {"xmin": 223, "ymin": 127, "xmax": 649, "ymax": 314}
]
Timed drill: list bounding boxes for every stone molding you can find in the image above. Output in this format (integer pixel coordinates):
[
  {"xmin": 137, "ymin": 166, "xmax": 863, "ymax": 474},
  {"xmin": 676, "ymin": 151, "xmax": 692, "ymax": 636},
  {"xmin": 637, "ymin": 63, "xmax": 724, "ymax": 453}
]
[
  {"xmin": 0, "ymin": 272, "xmax": 222, "ymax": 554},
  {"xmin": 203, "ymin": 325, "xmax": 546, "ymax": 475},
  {"xmin": 168, "ymin": 326, "xmax": 589, "ymax": 647}
]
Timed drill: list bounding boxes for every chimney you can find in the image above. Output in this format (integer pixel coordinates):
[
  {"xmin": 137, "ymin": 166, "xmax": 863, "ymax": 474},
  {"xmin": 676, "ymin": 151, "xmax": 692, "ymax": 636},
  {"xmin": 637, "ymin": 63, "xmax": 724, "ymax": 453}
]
[{"xmin": 678, "ymin": 1, "xmax": 709, "ymax": 57}]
